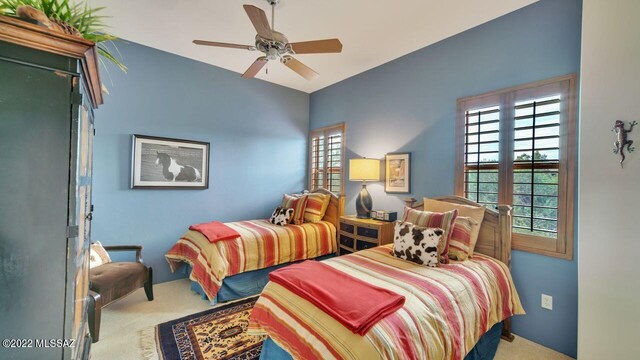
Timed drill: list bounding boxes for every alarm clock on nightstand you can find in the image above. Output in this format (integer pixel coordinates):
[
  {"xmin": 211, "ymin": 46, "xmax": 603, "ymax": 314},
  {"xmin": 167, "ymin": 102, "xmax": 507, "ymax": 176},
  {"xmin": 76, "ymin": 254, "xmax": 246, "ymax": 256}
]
[{"xmin": 371, "ymin": 210, "xmax": 398, "ymax": 222}]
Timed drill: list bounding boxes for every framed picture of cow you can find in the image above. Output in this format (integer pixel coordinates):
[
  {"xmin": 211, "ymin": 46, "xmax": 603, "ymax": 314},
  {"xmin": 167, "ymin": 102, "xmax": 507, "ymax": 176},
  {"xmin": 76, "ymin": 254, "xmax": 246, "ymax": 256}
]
[{"xmin": 131, "ymin": 134, "xmax": 210, "ymax": 189}]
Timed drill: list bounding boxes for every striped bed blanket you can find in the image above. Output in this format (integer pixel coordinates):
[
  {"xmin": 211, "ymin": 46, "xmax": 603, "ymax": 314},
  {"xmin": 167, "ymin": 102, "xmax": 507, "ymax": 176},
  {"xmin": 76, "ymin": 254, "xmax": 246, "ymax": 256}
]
[
  {"xmin": 248, "ymin": 245, "xmax": 525, "ymax": 360},
  {"xmin": 165, "ymin": 219, "xmax": 336, "ymax": 301}
]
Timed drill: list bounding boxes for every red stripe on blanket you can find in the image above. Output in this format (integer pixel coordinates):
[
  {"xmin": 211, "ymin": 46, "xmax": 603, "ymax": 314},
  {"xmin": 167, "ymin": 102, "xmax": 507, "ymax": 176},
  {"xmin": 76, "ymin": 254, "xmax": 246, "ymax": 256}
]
[
  {"xmin": 474, "ymin": 255, "xmax": 514, "ymax": 320},
  {"xmin": 384, "ymin": 312, "xmax": 420, "ymax": 360},
  {"xmin": 241, "ymin": 221, "xmax": 278, "ymax": 268},
  {"xmin": 346, "ymin": 255, "xmax": 465, "ymax": 359},
  {"xmin": 225, "ymin": 239, "xmax": 243, "ymax": 275},
  {"xmin": 165, "ymin": 241, "xmax": 220, "ymax": 300},
  {"xmin": 269, "ymin": 261, "xmax": 405, "ymax": 335},
  {"xmin": 287, "ymin": 225, "xmax": 305, "ymax": 262},
  {"xmin": 252, "ymin": 293, "xmax": 343, "ymax": 360},
  {"xmin": 189, "ymin": 221, "xmax": 240, "ymax": 243},
  {"xmin": 315, "ymin": 222, "xmax": 329, "ymax": 255},
  {"xmin": 440, "ymin": 264, "xmax": 491, "ymax": 333}
]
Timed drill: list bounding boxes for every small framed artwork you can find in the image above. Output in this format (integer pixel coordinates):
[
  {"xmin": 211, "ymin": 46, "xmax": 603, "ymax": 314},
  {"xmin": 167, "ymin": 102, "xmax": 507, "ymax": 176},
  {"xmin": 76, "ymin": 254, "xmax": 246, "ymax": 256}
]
[
  {"xmin": 131, "ymin": 134, "xmax": 210, "ymax": 189},
  {"xmin": 385, "ymin": 152, "xmax": 411, "ymax": 193}
]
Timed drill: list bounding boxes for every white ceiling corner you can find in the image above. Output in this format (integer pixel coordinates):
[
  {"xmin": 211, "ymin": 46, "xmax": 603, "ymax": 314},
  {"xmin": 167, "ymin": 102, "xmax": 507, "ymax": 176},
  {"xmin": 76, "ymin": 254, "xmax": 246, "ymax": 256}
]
[{"xmin": 90, "ymin": 0, "xmax": 538, "ymax": 93}]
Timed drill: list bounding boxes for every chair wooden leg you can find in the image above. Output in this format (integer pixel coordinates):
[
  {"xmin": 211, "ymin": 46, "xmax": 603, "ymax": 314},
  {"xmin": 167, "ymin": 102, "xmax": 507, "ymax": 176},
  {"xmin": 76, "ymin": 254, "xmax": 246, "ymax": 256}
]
[
  {"xmin": 501, "ymin": 318, "xmax": 515, "ymax": 342},
  {"xmin": 144, "ymin": 267, "xmax": 154, "ymax": 301},
  {"xmin": 88, "ymin": 290, "xmax": 102, "ymax": 343}
]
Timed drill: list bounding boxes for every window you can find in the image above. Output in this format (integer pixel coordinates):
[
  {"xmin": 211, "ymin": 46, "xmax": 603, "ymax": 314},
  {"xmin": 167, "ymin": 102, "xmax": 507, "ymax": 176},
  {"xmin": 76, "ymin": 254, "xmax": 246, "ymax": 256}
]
[
  {"xmin": 456, "ymin": 75, "xmax": 577, "ymax": 259},
  {"xmin": 309, "ymin": 123, "xmax": 346, "ymax": 194}
]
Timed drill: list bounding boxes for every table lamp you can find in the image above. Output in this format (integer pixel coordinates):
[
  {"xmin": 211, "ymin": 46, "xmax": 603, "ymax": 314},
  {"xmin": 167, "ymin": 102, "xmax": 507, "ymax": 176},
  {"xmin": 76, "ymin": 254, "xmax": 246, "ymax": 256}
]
[{"xmin": 349, "ymin": 158, "xmax": 380, "ymax": 218}]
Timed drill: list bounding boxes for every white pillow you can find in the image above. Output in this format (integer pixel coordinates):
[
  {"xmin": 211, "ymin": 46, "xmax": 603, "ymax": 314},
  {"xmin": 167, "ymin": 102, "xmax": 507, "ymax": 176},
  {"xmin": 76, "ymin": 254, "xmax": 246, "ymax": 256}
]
[{"xmin": 89, "ymin": 241, "xmax": 111, "ymax": 269}]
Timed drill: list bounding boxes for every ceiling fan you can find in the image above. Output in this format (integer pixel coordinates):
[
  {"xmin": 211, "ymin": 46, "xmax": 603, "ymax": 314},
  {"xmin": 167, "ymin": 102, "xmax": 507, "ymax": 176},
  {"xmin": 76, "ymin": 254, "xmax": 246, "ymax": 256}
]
[{"xmin": 193, "ymin": 0, "xmax": 342, "ymax": 80}]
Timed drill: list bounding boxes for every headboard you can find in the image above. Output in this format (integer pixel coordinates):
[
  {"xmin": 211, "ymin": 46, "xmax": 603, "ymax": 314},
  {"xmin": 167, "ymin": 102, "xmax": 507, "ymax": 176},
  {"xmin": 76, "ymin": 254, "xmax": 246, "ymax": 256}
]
[
  {"xmin": 404, "ymin": 196, "xmax": 513, "ymax": 268},
  {"xmin": 309, "ymin": 188, "xmax": 345, "ymax": 232}
]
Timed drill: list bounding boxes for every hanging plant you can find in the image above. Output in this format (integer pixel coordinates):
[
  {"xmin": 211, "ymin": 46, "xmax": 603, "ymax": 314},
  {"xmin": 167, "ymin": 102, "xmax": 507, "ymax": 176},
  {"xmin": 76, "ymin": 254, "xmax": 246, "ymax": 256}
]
[{"xmin": 0, "ymin": 0, "xmax": 126, "ymax": 72}]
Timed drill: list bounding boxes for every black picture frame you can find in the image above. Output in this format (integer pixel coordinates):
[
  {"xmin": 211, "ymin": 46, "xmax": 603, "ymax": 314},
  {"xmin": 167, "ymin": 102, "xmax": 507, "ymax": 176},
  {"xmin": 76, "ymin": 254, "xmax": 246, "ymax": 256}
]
[
  {"xmin": 131, "ymin": 134, "xmax": 210, "ymax": 190},
  {"xmin": 385, "ymin": 152, "xmax": 411, "ymax": 194}
]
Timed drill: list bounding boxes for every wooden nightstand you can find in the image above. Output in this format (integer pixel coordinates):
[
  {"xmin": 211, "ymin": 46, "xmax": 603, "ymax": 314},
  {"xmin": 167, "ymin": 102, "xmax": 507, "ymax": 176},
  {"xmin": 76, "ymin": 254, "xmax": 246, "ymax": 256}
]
[{"xmin": 338, "ymin": 216, "xmax": 394, "ymax": 256}]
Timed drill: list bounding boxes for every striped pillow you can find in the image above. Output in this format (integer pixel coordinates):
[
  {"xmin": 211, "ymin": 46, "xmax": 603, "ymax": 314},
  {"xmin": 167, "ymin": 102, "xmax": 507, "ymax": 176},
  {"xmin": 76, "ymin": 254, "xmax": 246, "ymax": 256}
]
[
  {"xmin": 281, "ymin": 194, "xmax": 308, "ymax": 225},
  {"xmin": 423, "ymin": 198, "xmax": 485, "ymax": 257},
  {"xmin": 301, "ymin": 193, "xmax": 330, "ymax": 223},
  {"xmin": 448, "ymin": 217, "xmax": 478, "ymax": 261},
  {"xmin": 402, "ymin": 207, "xmax": 459, "ymax": 264}
]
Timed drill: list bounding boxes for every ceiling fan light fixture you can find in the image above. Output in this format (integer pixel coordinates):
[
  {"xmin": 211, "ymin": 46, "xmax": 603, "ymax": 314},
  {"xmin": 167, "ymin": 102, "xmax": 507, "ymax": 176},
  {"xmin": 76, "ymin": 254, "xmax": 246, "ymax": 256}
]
[{"xmin": 192, "ymin": 0, "xmax": 342, "ymax": 80}]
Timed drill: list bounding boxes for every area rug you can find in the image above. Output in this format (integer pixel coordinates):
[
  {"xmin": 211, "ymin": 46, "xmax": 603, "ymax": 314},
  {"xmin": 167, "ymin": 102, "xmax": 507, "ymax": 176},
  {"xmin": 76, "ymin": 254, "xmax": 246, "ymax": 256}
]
[{"xmin": 142, "ymin": 296, "xmax": 266, "ymax": 360}]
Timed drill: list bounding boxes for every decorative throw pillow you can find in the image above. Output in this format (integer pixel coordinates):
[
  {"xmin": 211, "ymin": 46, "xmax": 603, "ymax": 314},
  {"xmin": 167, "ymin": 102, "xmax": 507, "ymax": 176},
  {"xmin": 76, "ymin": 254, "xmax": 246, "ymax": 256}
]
[
  {"xmin": 270, "ymin": 207, "xmax": 294, "ymax": 226},
  {"xmin": 299, "ymin": 193, "xmax": 331, "ymax": 223},
  {"xmin": 392, "ymin": 221, "xmax": 443, "ymax": 268},
  {"xmin": 281, "ymin": 194, "xmax": 308, "ymax": 225},
  {"xmin": 423, "ymin": 198, "xmax": 486, "ymax": 257},
  {"xmin": 402, "ymin": 207, "xmax": 458, "ymax": 264},
  {"xmin": 448, "ymin": 217, "xmax": 479, "ymax": 261},
  {"xmin": 89, "ymin": 241, "xmax": 111, "ymax": 269}
]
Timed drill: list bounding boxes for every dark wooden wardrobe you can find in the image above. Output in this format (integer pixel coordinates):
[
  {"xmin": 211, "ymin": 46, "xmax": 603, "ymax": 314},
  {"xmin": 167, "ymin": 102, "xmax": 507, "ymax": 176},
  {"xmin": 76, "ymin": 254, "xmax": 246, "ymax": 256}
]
[{"xmin": 0, "ymin": 15, "xmax": 103, "ymax": 359}]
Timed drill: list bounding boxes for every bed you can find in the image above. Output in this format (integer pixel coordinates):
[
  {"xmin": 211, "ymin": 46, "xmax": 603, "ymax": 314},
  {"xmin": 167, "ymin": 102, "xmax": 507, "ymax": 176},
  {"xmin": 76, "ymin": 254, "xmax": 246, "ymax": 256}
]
[
  {"xmin": 248, "ymin": 196, "xmax": 525, "ymax": 360},
  {"xmin": 165, "ymin": 189, "xmax": 345, "ymax": 303}
]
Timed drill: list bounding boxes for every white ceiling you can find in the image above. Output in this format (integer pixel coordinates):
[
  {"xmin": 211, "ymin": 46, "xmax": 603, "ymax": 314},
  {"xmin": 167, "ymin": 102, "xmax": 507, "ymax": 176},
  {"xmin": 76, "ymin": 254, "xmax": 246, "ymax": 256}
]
[{"xmin": 90, "ymin": 0, "xmax": 537, "ymax": 93}]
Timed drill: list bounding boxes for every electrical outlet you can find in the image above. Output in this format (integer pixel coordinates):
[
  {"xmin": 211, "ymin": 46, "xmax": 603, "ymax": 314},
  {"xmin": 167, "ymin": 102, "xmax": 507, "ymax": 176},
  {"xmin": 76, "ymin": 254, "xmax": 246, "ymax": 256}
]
[{"xmin": 541, "ymin": 294, "xmax": 553, "ymax": 310}]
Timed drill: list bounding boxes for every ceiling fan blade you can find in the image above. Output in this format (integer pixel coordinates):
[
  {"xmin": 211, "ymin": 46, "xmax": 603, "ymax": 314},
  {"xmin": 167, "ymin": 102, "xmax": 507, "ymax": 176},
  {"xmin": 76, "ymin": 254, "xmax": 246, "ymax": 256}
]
[
  {"xmin": 282, "ymin": 56, "xmax": 319, "ymax": 81},
  {"xmin": 243, "ymin": 5, "xmax": 273, "ymax": 40},
  {"xmin": 193, "ymin": 40, "xmax": 255, "ymax": 50},
  {"xmin": 289, "ymin": 39, "xmax": 343, "ymax": 54},
  {"xmin": 242, "ymin": 57, "xmax": 269, "ymax": 78}
]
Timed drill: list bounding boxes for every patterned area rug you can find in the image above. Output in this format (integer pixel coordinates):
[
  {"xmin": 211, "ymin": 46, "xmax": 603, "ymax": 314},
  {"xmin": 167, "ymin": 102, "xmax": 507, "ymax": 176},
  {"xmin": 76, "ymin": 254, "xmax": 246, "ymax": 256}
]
[{"xmin": 152, "ymin": 296, "xmax": 266, "ymax": 360}]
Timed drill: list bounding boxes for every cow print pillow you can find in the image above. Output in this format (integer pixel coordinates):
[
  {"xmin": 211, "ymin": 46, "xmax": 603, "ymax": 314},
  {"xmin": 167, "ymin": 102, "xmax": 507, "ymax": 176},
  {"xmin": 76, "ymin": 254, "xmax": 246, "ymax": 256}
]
[
  {"xmin": 392, "ymin": 221, "xmax": 444, "ymax": 267},
  {"xmin": 270, "ymin": 207, "xmax": 295, "ymax": 226}
]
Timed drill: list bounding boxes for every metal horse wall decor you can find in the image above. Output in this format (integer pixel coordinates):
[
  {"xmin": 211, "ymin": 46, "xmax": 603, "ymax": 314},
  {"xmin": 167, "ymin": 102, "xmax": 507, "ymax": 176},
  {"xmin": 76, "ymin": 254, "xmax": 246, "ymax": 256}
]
[{"xmin": 613, "ymin": 120, "xmax": 637, "ymax": 167}]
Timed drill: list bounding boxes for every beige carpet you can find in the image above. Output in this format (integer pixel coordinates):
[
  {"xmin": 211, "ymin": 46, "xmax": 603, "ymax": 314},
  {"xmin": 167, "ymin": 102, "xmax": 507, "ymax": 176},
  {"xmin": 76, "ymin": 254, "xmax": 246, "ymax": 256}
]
[{"xmin": 90, "ymin": 279, "xmax": 574, "ymax": 360}]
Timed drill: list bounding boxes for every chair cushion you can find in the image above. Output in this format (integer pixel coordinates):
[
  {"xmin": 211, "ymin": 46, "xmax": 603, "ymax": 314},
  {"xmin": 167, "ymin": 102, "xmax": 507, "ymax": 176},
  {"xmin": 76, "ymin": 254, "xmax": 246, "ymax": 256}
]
[{"xmin": 90, "ymin": 262, "xmax": 148, "ymax": 305}]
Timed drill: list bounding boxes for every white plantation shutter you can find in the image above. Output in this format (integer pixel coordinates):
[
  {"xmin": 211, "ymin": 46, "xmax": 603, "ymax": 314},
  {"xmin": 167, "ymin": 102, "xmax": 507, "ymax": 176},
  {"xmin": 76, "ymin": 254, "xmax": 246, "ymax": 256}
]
[{"xmin": 310, "ymin": 124, "xmax": 346, "ymax": 194}]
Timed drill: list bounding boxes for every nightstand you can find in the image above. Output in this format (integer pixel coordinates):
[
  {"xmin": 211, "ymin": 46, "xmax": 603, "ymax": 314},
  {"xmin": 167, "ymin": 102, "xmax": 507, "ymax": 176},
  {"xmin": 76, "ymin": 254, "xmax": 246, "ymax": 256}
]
[{"xmin": 338, "ymin": 216, "xmax": 394, "ymax": 256}]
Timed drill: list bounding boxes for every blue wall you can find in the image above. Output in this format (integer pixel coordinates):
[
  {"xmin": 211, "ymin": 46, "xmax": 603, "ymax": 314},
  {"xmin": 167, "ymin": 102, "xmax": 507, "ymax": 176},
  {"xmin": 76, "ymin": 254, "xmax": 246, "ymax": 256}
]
[
  {"xmin": 309, "ymin": 0, "xmax": 581, "ymax": 357},
  {"xmin": 92, "ymin": 41, "xmax": 310, "ymax": 284}
]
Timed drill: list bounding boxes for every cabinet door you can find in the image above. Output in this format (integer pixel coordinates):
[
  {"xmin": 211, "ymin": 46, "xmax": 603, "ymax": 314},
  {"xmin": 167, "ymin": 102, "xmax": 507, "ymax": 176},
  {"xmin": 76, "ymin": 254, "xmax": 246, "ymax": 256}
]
[
  {"xmin": 64, "ymin": 78, "xmax": 94, "ymax": 359},
  {"xmin": 0, "ymin": 50, "xmax": 73, "ymax": 360}
]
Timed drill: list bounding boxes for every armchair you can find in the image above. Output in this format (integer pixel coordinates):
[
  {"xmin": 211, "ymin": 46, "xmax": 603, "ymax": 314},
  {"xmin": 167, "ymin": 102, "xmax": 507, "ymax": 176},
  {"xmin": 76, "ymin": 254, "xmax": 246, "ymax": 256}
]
[{"xmin": 88, "ymin": 245, "xmax": 153, "ymax": 342}]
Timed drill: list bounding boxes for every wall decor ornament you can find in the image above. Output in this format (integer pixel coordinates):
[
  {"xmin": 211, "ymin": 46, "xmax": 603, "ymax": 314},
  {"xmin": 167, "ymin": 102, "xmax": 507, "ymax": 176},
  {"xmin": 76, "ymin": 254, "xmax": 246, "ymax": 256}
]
[
  {"xmin": 613, "ymin": 120, "xmax": 637, "ymax": 168},
  {"xmin": 385, "ymin": 152, "xmax": 411, "ymax": 193},
  {"xmin": 131, "ymin": 135, "xmax": 210, "ymax": 189}
]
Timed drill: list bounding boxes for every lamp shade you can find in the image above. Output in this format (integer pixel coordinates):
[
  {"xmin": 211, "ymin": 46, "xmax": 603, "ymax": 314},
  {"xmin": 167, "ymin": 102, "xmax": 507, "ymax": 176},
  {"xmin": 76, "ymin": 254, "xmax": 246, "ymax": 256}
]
[{"xmin": 349, "ymin": 158, "xmax": 380, "ymax": 181}]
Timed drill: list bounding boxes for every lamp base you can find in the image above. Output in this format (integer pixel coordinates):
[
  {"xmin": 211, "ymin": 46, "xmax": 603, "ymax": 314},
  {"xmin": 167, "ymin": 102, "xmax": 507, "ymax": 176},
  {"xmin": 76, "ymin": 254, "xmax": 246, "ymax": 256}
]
[{"xmin": 355, "ymin": 183, "xmax": 373, "ymax": 218}]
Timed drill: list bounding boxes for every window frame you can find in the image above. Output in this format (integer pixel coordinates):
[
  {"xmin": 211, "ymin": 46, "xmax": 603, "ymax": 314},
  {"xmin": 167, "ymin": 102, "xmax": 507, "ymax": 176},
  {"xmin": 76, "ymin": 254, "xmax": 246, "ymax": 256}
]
[
  {"xmin": 309, "ymin": 123, "xmax": 346, "ymax": 195},
  {"xmin": 455, "ymin": 74, "xmax": 577, "ymax": 260}
]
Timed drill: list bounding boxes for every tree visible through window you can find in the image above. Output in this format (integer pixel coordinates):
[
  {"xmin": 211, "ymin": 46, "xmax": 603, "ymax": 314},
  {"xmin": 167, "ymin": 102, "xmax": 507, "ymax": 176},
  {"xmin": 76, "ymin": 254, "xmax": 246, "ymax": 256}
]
[
  {"xmin": 512, "ymin": 95, "xmax": 562, "ymax": 239},
  {"xmin": 456, "ymin": 75, "xmax": 576, "ymax": 259}
]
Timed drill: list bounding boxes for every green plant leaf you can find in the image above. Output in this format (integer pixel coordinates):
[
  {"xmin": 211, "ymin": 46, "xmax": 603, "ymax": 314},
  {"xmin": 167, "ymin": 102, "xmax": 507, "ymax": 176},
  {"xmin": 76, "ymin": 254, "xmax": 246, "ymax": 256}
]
[
  {"xmin": 98, "ymin": 45, "xmax": 127, "ymax": 73},
  {"xmin": 0, "ymin": 0, "xmax": 126, "ymax": 74}
]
